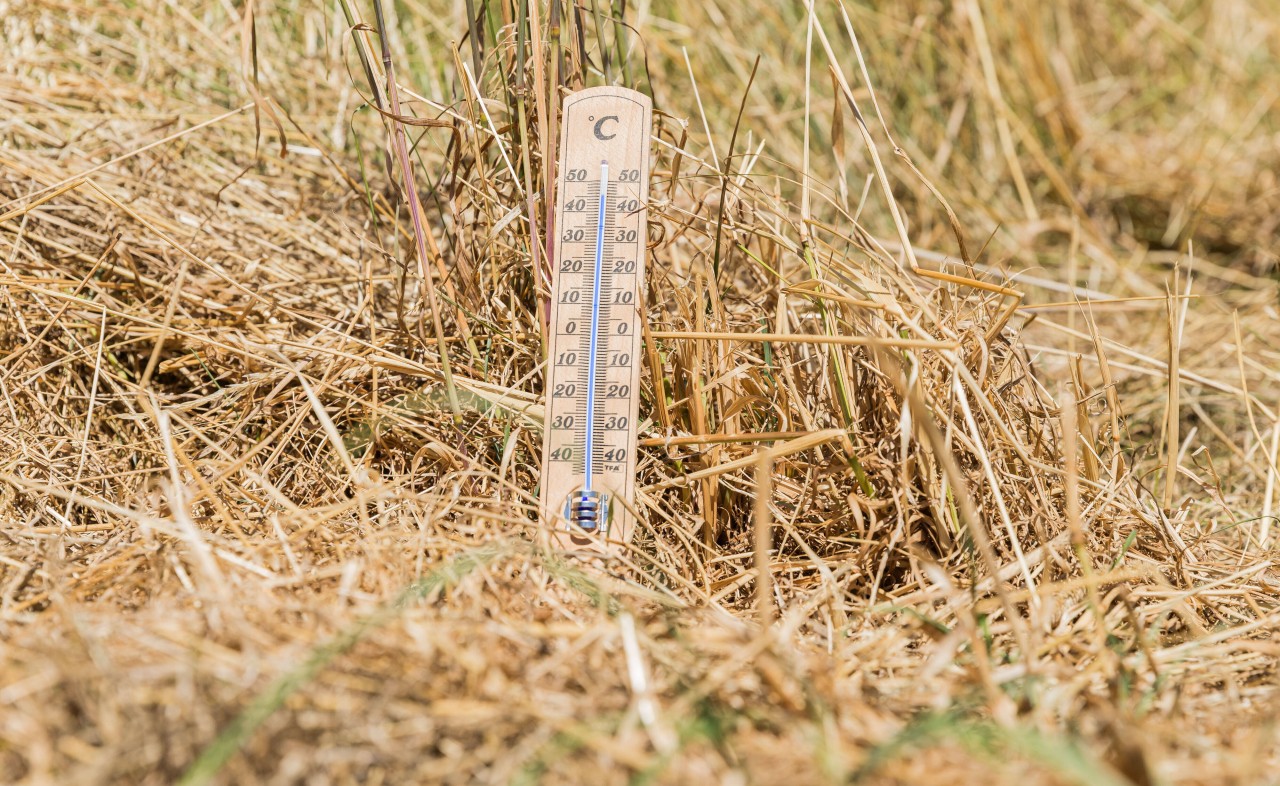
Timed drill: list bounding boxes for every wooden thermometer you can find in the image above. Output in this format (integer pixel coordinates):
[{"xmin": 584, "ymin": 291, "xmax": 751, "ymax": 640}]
[{"xmin": 540, "ymin": 86, "xmax": 653, "ymax": 553}]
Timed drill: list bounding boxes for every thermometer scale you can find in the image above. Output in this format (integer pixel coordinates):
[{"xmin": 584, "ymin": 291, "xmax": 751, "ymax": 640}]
[{"xmin": 540, "ymin": 87, "xmax": 652, "ymax": 552}]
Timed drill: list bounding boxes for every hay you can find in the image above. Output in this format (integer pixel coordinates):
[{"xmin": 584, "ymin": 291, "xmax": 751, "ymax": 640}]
[{"xmin": 2, "ymin": 0, "xmax": 1278, "ymax": 783}]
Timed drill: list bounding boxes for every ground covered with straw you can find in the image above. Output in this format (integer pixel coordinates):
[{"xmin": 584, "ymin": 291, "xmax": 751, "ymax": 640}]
[{"xmin": 2, "ymin": 1, "xmax": 1279, "ymax": 783}]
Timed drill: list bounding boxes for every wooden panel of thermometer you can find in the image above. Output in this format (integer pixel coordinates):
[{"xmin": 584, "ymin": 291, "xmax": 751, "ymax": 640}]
[{"xmin": 540, "ymin": 86, "xmax": 652, "ymax": 553}]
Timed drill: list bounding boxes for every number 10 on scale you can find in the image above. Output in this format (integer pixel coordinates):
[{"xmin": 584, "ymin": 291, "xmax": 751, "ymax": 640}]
[{"xmin": 540, "ymin": 87, "xmax": 652, "ymax": 553}]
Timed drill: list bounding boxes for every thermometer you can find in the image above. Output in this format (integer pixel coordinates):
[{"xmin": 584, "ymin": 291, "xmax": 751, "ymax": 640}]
[{"xmin": 540, "ymin": 86, "xmax": 652, "ymax": 553}]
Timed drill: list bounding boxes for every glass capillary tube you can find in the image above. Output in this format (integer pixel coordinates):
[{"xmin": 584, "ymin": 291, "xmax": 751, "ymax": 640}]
[{"xmin": 583, "ymin": 159, "xmax": 608, "ymax": 494}]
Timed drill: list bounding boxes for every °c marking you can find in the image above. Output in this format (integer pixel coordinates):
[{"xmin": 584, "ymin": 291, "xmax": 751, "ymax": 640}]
[{"xmin": 593, "ymin": 115, "xmax": 619, "ymax": 141}]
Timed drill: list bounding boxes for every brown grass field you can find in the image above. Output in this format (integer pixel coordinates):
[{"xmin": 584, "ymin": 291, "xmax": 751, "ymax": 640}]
[{"xmin": 3, "ymin": 0, "xmax": 1280, "ymax": 783}]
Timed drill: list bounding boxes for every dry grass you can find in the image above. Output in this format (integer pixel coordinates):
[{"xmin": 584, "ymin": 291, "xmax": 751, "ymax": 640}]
[{"xmin": 2, "ymin": 0, "xmax": 1279, "ymax": 783}]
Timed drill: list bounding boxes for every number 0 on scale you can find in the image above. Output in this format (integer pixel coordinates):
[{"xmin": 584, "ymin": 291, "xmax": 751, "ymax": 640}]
[{"xmin": 540, "ymin": 87, "xmax": 652, "ymax": 552}]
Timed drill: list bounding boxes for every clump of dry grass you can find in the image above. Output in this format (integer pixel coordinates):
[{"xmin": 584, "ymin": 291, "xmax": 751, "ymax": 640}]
[{"xmin": 2, "ymin": 1, "xmax": 1279, "ymax": 784}]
